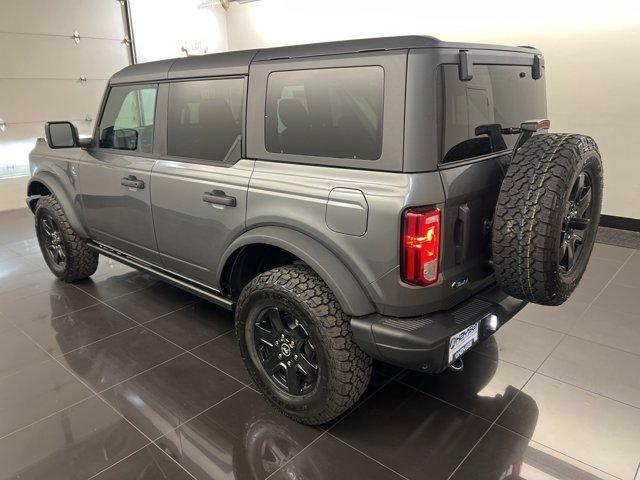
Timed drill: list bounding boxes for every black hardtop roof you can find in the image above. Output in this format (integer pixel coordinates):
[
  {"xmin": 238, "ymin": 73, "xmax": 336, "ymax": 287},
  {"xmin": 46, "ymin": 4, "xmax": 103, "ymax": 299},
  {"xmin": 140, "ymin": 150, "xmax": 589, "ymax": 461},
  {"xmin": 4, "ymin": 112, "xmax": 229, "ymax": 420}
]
[{"xmin": 110, "ymin": 35, "xmax": 540, "ymax": 85}]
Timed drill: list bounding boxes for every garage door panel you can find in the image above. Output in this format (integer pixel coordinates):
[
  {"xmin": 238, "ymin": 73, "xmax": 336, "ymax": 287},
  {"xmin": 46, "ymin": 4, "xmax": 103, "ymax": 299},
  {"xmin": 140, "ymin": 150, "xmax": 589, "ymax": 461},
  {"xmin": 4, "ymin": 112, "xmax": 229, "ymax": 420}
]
[
  {"xmin": 0, "ymin": 79, "xmax": 107, "ymax": 124},
  {"xmin": 0, "ymin": 34, "xmax": 129, "ymax": 79},
  {"xmin": 0, "ymin": 0, "xmax": 127, "ymax": 39},
  {"xmin": 0, "ymin": 121, "xmax": 94, "ymax": 143}
]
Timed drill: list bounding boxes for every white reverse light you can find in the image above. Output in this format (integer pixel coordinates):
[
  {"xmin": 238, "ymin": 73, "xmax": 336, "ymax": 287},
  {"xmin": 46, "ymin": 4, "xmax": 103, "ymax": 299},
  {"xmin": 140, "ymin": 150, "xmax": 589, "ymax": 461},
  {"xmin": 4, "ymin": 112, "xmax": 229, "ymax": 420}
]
[{"xmin": 485, "ymin": 314, "xmax": 499, "ymax": 332}]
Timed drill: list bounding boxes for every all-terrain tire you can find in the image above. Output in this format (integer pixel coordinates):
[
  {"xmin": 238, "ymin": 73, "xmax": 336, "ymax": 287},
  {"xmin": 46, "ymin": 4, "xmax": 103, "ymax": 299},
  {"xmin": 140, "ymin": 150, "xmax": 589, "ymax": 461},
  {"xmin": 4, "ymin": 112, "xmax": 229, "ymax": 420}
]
[
  {"xmin": 235, "ymin": 264, "xmax": 372, "ymax": 425},
  {"xmin": 35, "ymin": 195, "xmax": 99, "ymax": 282},
  {"xmin": 492, "ymin": 133, "xmax": 603, "ymax": 305}
]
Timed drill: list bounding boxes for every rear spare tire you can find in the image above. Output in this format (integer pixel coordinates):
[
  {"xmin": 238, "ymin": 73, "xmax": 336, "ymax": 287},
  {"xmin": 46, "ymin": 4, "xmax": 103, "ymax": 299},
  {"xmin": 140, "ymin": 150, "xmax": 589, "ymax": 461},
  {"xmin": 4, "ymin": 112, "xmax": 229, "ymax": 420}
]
[{"xmin": 492, "ymin": 133, "xmax": 603, "ymax": 305}]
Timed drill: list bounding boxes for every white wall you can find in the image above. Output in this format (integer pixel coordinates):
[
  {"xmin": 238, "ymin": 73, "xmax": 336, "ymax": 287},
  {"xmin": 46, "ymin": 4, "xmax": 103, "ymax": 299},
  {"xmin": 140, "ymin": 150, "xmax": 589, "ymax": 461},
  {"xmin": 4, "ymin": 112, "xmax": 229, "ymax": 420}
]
[
  {"xmin": 0, "ymin": 0, "xmax": 131, "ymax": 211},
  {"xmin": 0, "ymin": 177, "xmax": 29, "ymax": 212},
  {"xmin": 129, "ymin": 0, "xmax": 229, "ymax": 62},
  {"xmin": 226, "ymin": 0, "xmax": 640, "ymax": 219}
]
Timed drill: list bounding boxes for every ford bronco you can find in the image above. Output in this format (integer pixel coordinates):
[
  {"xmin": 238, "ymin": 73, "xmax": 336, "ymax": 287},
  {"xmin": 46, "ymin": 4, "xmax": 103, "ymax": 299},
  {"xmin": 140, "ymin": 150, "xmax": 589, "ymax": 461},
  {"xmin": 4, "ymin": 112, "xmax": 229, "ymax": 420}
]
[{"xmin": 28, "ymin": 36, "xmax": 603, "ymax": 425}]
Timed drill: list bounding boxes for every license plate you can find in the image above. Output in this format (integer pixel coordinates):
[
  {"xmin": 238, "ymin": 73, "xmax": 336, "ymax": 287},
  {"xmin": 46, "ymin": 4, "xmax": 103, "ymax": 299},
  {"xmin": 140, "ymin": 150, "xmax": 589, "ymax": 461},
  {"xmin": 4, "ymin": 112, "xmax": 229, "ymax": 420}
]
[{"xmin": 448, "ymin": 321, "xmax": 480, "ymax": 363}]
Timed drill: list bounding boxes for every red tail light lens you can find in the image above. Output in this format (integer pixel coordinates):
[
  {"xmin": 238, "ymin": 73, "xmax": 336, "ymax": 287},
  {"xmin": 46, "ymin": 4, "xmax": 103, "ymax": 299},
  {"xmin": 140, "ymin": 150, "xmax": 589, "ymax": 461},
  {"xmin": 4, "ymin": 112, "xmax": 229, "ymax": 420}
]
[{"xmin": 402, "ymin": 207, "xmax": 440, "ymax": 286}]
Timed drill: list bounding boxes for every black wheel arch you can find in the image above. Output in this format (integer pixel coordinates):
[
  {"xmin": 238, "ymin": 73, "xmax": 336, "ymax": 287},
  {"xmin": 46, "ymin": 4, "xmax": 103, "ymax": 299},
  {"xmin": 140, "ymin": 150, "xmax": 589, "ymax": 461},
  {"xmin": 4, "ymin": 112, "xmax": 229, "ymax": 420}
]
[
  {"xmin": 218, "ymin": 226, "xmax": 376, "ymax": 317},
  {"xmin": 28, "ymin": 174, "xmax": 90, "ymax": 239}
]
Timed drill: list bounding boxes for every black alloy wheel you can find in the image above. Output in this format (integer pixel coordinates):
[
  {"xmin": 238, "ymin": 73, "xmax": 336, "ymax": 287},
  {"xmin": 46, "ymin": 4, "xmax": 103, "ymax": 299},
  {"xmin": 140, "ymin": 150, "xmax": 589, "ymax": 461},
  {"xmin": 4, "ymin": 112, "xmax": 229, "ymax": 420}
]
[
  {"xmin": 39, "ymin": 212, "xmax": 67, "ymax": 268},
  {"xmin": 253, "ymin": 306, "xmax": 318, "ymax": 396},
  {"xmin": 559, "ymin": 171, "xmax": 593, "ymax": 273}
]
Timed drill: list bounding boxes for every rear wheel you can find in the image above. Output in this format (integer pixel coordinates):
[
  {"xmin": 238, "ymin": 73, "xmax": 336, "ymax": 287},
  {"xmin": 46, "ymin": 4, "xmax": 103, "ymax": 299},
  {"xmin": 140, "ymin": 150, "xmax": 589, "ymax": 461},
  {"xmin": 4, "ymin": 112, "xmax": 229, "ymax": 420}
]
[
  {"xmin": 235, "ymin": 264, "xmax": 372, "ymax": 425},
  {"xmin": 492, "ymin": 133, "xmax": 603, "ymax": 305},
  {"xmin": 35, "ymin": 195, "xmax": 98, "ymax": 282}
]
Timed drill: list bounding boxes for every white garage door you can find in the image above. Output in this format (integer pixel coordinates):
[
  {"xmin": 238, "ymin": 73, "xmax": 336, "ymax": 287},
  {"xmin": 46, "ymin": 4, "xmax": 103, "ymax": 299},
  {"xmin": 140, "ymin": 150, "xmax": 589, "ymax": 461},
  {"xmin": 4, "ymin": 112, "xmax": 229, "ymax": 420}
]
[{"xmin": 0, "ymin": 0, "xmax": 132, "ymax": 179}]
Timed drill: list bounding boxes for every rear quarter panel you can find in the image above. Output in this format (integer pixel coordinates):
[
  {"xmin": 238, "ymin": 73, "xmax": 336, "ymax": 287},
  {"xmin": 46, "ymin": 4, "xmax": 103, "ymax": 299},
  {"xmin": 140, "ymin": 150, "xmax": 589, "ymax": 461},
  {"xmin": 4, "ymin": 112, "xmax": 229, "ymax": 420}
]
[{"xmin": 246, "ymin": 161, "xmax": 445, "ymax": 297}]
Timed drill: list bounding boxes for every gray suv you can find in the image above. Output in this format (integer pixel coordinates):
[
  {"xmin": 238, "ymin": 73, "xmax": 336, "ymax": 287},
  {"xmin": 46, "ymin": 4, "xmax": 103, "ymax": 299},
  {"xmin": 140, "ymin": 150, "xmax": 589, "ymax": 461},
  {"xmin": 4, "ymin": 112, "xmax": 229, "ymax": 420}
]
[{"xmin": 28, "ymin": 36, "xmax": 603, "ymax": 425}]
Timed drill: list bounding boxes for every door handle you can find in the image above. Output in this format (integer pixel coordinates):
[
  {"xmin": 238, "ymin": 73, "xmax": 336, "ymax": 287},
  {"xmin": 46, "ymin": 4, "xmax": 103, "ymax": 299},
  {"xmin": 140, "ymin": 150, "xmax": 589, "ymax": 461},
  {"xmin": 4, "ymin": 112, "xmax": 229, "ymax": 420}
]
[
  {"xmin": 121, "ymin": 176, "xmax": 145, "ymax": 189},
  {"xmin": 202, "ymin": 190, "xmax": 236, "ymax": 207}
]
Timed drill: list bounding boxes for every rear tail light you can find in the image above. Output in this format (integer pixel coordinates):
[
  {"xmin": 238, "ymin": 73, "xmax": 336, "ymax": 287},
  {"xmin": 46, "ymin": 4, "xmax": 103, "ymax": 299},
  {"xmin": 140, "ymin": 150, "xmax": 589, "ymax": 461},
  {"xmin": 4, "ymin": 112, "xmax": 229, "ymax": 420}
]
[{"xmin": 401, "ymin": 207, "xmax": 441, "ymax": 286}]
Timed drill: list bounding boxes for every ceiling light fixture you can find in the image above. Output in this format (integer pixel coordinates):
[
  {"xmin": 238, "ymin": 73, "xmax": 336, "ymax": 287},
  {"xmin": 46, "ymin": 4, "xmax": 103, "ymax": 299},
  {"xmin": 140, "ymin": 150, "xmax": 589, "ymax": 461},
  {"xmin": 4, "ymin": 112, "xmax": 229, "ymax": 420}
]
[{"xmin": 198, "ymin": 0, "xmax": 260, "ymax": 10}]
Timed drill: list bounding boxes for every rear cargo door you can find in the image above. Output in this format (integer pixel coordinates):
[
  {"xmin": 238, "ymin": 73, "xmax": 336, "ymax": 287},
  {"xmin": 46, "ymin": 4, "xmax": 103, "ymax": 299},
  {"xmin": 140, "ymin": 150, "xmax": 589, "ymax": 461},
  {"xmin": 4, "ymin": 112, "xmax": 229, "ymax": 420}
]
[{"xmin": 437, "ymin": 63, "xmax": 546, "ymax": 295}]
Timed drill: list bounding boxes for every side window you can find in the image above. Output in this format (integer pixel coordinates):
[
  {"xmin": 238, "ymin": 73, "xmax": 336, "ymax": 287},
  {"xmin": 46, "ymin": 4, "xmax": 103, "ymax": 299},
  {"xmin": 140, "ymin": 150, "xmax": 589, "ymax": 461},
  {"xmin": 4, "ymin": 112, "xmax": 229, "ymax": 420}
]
[
  {"xmin": 440, "ymin": 64, "xmax": 546, "ymax": 163},
  {"xmin": 98, "ymin": 84, "xmax": 157, "ymax": 153},
  {"xmin": 265, "ymin": 66, "xmax": 384, "ymax": 160},
  {"xmin": 167, "ymin": 78, "xmax": 244, "ymax": 162}
]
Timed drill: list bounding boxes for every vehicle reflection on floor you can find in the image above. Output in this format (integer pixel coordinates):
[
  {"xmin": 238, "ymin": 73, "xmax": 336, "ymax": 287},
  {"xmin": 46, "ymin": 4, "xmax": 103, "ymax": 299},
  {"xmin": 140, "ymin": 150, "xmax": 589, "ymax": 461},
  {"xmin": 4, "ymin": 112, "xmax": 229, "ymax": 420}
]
[{"xmin": 44, "ymin": 277, "xmax": 544, "ymax": 480}]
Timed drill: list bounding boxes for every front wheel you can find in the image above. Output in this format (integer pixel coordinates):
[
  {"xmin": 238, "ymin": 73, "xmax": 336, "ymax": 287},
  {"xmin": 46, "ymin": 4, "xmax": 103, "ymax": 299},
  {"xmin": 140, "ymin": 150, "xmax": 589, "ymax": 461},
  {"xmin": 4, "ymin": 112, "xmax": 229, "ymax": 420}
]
[
  {"xmin": 35, "ymin": 195, "xmax": 98, "ymax": 282},
  {"xmin": 235, "ymin": 264, "xmax": 372, "ymax": 425}
]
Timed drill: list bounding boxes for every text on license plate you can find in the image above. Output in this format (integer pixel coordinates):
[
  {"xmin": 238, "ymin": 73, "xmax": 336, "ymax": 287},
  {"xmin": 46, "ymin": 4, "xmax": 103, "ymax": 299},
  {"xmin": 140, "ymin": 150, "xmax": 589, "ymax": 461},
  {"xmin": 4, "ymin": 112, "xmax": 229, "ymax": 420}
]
[{"xmin": 448, "ymin": 321, "xmax": 479, "ymax": 363}]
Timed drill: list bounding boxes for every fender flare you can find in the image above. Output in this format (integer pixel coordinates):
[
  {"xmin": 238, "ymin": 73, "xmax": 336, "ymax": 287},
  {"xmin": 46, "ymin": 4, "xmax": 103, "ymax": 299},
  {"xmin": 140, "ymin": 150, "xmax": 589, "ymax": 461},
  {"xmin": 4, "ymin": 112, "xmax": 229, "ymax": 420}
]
[
  {"xmin": 217, "ymin": 226, "xmax": 376, "ymax": 317},
  {"xmin": 27, "ymin": 173, "xmax": 90, "ymax": 238}
]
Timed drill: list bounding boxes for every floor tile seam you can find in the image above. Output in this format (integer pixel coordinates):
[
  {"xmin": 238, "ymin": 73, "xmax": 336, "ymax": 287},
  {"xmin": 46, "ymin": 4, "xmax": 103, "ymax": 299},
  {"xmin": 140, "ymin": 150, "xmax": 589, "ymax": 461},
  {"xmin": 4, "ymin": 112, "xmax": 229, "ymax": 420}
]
[
  {"xmin": 0, "ymin": 354, "xmax": 52, "ymax": 382},
  {"xmin": 183, "ymin": 329, "xmax": 235, "ymax": 353},
  {"xmin": 94, "ymin": 296, "xmax": 202, "ymax": 346},
  {"xmin": 325, "ymin": 431, "xmax": 411, "ymax": 480},
  {"xmin": 514, "ymin": 315, "xmax": 640, "ymax": 355},
  {"xmin": 446, "ymin": 374, "xmax": 538, "ymax": 480},
  {"xmin": 85, "ymin": 443, "xmax": 154, "ymax": 480},
  {"xmin": 120, "ymin": 311, "xmax": 246, "ymax": 387},
  {"xmin": 12, "ymin": 299, "xmax": 190, "ymax": 364},
  {"xmin": 532, "ymin": 370, "xmax": 640, "ymax": 412},
  {"xmin": 50, "ymin": 324, "xmax": 141, "ymax": 359},
  {"xmin": 0, "ymin": 298, "xmax": 101, "ymax": 326},
  {"xmin": 10, "ymin": 319, "xmax": 242, "ymax": 480},
  {"xmin": 69, "ymin": 280, "xmax": 171, "ymax": 305},
  {"xmin": 99, "ymin": 296, "xmax": 199, "ymax": 331},
  {"xmin": 45, "ymin": 348, "xmax": 202, "ymax": 470},
  {"xmin": 583, "ymin": 255, "xmax": 633, "ymax": 311},
  {"xmin": 0, "ymin": 392, "xmax": 97, "ymax": 441},
  {"xmin": 609, "ymin": 278, "xmax": 640, "ymax": 289},
  {"xmin": 323, "ymin": 366, "xmax": 406, "ymax": 434},
  {"xmin": 185, "ymin": 349, "xmax": 254, "ymax": 387},
  {"xmin": 145, "ymin": 385, "xmax": 250, "ymax": 443},
  {"xmin": 552, "ymin": 331, "xmax": 640, "ymax": 358},
  {"xmin": 456, "ymin": 346, "xmax": 538, "ymax": 373},
  {"xmin": 534, "ymin": 257, "xmax": 633, "ymax": 378},
  {"xmin": 264, "ymin": 432, "xmax": 328, "ymax": 480},
  {"xmin": 89, "ymin": 441, "xmax": 201, "ymax": 480},
  {"xmin": 137, "ymin": 300, "xmax": 205, "ymax": 326},
  {"xmin": 591, "ymin": 250, "xmax": 636, "ymax": 264},
  {"xmin": 17, "ymin": 319, "xmax": 190, "ymax": 396},
  {"xmin": 492, "ymin": 375, "xmax": 632, "ymax": 480},
  {"xmin": 449, "ymin": 400, "xmax": 628, "ymax": 480}
]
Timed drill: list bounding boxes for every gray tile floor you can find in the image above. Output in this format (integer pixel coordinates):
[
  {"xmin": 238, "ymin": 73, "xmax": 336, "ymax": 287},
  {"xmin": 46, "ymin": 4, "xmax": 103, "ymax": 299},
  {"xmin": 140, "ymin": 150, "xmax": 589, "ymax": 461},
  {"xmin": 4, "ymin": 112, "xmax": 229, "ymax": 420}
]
[{"xmin": 0, "ymin": 207, "xmax": 639, "ymax": 480}]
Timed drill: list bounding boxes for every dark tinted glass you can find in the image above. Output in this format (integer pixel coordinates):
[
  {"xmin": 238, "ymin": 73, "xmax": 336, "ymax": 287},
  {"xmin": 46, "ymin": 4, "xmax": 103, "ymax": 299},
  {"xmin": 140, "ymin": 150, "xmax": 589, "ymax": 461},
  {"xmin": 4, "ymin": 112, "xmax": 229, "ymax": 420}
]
[
  {"xmin": 167, "ymin": 78, "xmax": 244, "ymax": 162},
  {"xmin": 265, "ymin": 67, "xmax": 384, "ymax": 160},
  {"xmin": 99, "ymin": 84, "xmax": 157, "ymax": 153},
  {"xmin": 440, "ymin": 64, "xmax": 546, "ymax": 163}
]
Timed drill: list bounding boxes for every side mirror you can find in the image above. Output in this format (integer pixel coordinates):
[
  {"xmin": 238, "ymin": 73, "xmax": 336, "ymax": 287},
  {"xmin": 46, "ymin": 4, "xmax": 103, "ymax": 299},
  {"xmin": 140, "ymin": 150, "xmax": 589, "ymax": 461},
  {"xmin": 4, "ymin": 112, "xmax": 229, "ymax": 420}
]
[
  {"xmin": 114, "ymin": 128, "xmax": 139, "ymax": 150},
  {"xmin": 99, "ymin": 126, "xmax": 138, "ymax": 151},
  {"xmin": 45, "ymin": 121, "xmax": 79, "ymax": 149}
]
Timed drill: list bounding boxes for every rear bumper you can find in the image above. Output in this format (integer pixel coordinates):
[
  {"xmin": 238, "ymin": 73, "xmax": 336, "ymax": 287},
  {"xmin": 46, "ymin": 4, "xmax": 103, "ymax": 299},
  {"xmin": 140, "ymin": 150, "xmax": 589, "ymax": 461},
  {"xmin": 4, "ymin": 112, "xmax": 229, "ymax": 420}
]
[{"xmin": 350, "ymin": 283, "xmax": 526, "ymax": 373}]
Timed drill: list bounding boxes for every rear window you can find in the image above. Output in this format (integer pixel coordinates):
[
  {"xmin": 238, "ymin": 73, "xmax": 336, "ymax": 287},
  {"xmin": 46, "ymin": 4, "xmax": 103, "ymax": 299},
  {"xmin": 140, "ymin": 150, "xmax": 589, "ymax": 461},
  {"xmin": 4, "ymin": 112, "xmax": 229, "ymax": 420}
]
[
  {"xmin": 265, "ymin": 66, "xmax": 384, "ymax": 160},
  {"xmin": 439, "ymin": 64, "xmax": 546, "ymax": 164}
]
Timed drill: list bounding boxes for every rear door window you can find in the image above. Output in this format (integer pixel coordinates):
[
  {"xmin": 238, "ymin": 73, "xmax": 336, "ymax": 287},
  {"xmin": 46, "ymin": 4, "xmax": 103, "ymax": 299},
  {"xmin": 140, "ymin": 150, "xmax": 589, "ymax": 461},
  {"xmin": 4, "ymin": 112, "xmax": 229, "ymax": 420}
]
[
  {"xmin": 439, "ymin": 64, "xmax": 546, "ymax": 163},
  {"xmin": 265, "ymin": 66, "xmax": 384, "ymax": 160},
  {"xmin": 167, "ymin": 78, "xmax": 244, "ymax": 163},
  {"xmin": 98, "ymin": 84, "xmax": 157, "ymax": 153}
]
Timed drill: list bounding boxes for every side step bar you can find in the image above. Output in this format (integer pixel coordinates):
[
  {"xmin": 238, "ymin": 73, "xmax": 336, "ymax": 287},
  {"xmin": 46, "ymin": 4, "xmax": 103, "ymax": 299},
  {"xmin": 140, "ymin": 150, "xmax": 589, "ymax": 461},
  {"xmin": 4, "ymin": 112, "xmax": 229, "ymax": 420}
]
[{"xmin": 88, "ymin": 242, "xmax": 234, "ymax": 310}]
